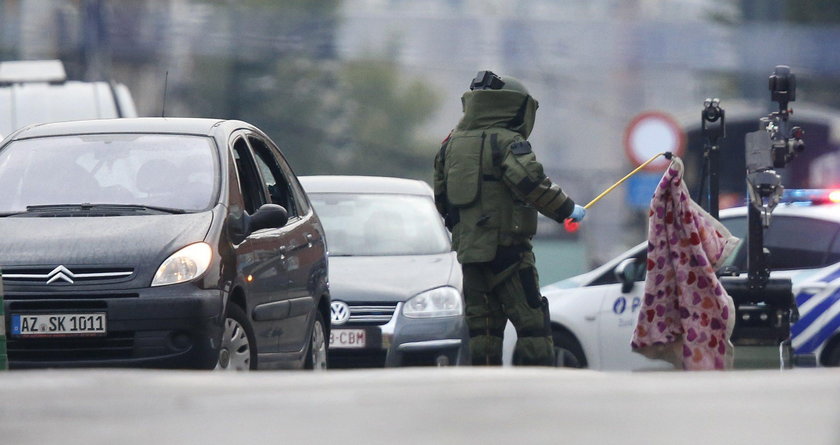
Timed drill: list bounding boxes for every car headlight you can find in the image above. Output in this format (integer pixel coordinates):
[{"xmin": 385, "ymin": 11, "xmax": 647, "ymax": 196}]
[
  {"xmin": 152, "ymin": 242, "xmax": 213, "ymax": 287},
  {"xmin": 403, "ymin": 286, "xmax": 463, "ymax": 318}
]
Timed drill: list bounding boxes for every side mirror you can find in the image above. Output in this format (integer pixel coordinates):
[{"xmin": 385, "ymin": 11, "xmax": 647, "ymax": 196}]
[
  {"xmin": 248, "ymin": 204, "xmax": 288, "ymax": 232},
  {"xmin": 228, "ymin": 204, "xmax": 288, "ymax": 244},
  {"xmin": 614, "ymin": 258, "xmax": 639, "ymax": 294}
]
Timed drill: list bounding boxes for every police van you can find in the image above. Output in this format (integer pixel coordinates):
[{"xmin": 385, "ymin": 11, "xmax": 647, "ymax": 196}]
[
  {"xmin": 504, "ymin": 190, "xmax": 840, "ymax": 370},
  {"xmin": 0, "ymin": 59, "xmax": 137, "ymax": 135}
]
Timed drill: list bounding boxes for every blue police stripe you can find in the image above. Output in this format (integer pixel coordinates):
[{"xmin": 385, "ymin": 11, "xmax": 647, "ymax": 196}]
[
  {"xmin": 796, "ymin": 292, "xmax": 815, "ymax": 306},
  {"xmin": 817, "ymin": 267, "xmax": 840, "ymax": 284},
  {"xmin": 787, "ymin": 266, "xmax": 840, "ymax": 354},
  {"xmin": 792, "ymin": 289, "xmax": 840, "ymax": 338},
  {"xmin": 794, "ymin": 310, "xmax": 840, "ymax": 354}
]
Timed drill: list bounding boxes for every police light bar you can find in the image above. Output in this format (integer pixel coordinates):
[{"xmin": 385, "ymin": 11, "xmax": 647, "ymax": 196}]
[{"xmin": 781, "ymin": 189, "xmax": 840, "ymax": 205}]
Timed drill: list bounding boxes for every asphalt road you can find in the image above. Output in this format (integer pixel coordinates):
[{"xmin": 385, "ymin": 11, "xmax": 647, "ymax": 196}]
[{"xmin": 1, "ymin": 367, "xmax": 839, "ymax": 445}]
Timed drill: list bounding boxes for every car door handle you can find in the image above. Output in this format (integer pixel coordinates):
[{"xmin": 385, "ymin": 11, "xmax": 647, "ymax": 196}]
[{"xmin": 305, "ymin": 233, "xmax": 314, "ymax": 247}]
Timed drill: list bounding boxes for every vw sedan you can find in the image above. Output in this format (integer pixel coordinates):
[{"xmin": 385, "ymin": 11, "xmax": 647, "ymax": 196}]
[{"xmin": 301, "ymin": 175, "xmax": 468, "ymax": 367}]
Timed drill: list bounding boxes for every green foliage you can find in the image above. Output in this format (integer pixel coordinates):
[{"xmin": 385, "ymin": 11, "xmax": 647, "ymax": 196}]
[
  {"xmin": 331, "ymin": 58, "xmax": 440, "ymax": 180},
  {"xmin": 179, "ymin": 1, "xmax": 440, "ymax": 181},
  {"xmin": 219, "ymin": 56, "xmax": 440, "ymax": 180},
  {"xmin": 786, "ymin": 0, "xmax": 840, "ymax": 23},
  {"xmin": 782, "ymin": 0, "xmax": 840, "ymax": 109}
]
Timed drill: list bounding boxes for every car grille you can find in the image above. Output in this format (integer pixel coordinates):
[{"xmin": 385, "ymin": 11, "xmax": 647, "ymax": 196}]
[
  {"xmin": 346, "ymin": 303, "xmax": 397, "ymax": 325},
  {"xmin": 2, "ymin": 266, "xmax": 134, "ymax": 285},
  {"xmin": 7, "ymin": 331, "xmax": 135, "ymax": 362},
  {"xmin": 5, "ymin": 293, "xmax": 139, "ymax": 302}
]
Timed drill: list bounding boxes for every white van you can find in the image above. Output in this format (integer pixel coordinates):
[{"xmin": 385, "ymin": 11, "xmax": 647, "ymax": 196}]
[{"xmin": 0, "ymin": 60, "xmax": 137, "ymax": 135}]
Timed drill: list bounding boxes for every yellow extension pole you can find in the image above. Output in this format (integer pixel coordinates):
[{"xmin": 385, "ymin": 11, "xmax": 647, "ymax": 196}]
[{"xmin": 582, "ymin": 152, "xmax": 672, "ymax": 210}]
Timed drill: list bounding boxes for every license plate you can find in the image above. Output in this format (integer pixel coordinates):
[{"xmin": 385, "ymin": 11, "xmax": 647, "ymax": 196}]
[
  {"xmin": 11, "ymin": 313, "xmax": 107, "ymax": 337},
  {"xmin": 329, "ymin": 328, "xmax": 366, "ymax": 349}
]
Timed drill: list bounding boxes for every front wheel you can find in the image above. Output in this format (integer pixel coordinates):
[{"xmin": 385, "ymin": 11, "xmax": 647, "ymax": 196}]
[
  {"xmin": 553, "ymin": 330, "xmax": 587, "ymax": 368},
  {"xmin": 215, "ymin": 304, "xmax": 257, "ymax": 371},
  {"xmin": 305, "ymin": 311, "xmax": 328, "ymax": 370},
  {"xmin": 823, "ymin": 342, "xmax": 840, "ymax": 367}
]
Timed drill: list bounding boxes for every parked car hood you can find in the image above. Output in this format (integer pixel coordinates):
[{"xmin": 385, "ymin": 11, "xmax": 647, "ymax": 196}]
[
  {"xmin": 0, "ymin": 212, "xmax": 213, "ymax": 266},
  {"xmin": 328, "ymin": 253, "xmax": 458, "ymax": 303}
]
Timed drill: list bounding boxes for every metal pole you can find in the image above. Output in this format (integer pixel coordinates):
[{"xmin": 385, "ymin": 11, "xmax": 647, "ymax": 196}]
[
  {"xmin": 701, "ymin": 98, "xmax": 725, "ymax": 220},
  {"xmin": 747, "ymin": 204, "xmax": 769, "ymax": 291},
  {"xmin": 709, "ymin": 144, "xmax": 720, "ymax": 219},
  {"xmin": 0, "ymin": 271, "xmax": 7, "ymax": 370}
]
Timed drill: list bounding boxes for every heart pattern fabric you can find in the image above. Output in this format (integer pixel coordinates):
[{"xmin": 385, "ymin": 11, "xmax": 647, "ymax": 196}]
[{"xmin": 631, "ymin": 157, "xmax": 740, "ymax": 370}]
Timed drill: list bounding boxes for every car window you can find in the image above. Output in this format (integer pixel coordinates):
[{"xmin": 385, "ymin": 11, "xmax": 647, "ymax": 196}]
[
  {"xmin": 0, "ymin": 133, "xmax": 217, "ymax": 213},
  {"xmin": 590, "ymin": 245, "xmax": 648, "ymax": 286},
  {"xmin": 722, "ymin": 215, "xmax": 839, "ymax": 271},
  {"xmin": 231, "ymin": 137, "xmax": 266, "ymax": 215},
  {"xmin": 308, "ymin": 192, "xmax": 450, "ymax": 256},
  {"xmin": 255, "ymin": 139, "xmax": 310, "ymax": 215},
  {"xmin": 765, "ymin": 216, "xmax": 839, "ymax": 269},
  {"xmin": 827, "ymin": 230, "xmax": 840, "ymax": 264},
  {"xmin": 247, "ymin": 136, "xmax": 299, "ymax": 218}
]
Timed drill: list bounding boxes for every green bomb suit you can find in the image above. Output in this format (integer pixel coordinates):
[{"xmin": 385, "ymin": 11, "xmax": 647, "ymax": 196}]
[{"xmin": 434, "ymin": 81, "xmax": 578, "ymax": 366}]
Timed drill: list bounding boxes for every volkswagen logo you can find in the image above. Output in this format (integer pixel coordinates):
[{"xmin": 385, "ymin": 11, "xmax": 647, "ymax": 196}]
[{"xmin": 330, "ymin": 301, "xmax": 351, "ymax": 325}]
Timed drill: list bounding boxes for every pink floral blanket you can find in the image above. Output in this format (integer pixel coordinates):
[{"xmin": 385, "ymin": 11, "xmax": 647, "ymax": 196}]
[{"xmin": 631, "ymin": 157, "xmax": 740, "ymax": 370}]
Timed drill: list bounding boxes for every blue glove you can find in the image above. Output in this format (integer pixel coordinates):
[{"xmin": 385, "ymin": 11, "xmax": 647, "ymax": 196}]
[{"xmin": 569, "ymin": 204, "xmax": 586, "ymax": 222}]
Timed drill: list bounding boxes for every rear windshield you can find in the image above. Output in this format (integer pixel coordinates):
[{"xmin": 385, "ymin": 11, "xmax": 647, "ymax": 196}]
[
  {"xmin": 0, "ymin": 134, "xmax": 218, "ymax": 213},
  {"xmin": 309, "ymin": 192, "xmax": 451, "ymax": 256}
]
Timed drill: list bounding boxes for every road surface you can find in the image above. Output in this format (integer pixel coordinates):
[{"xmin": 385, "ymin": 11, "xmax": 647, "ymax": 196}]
[{"xmin": 1, "ymin": 367, "xmax": 839, "ymax": 444}]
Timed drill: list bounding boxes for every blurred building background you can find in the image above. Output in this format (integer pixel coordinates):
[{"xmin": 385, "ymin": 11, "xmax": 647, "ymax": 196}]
[{"xmin": 2, "ymin": 0, "xmax": 840, "ymax": 281}]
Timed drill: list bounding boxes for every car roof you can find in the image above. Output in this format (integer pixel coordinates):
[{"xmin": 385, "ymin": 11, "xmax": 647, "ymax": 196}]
[
  {"xmin": 299, "ymin": 175, "xmax": 434, "ymax": 196},
  {"xmin": 6, "ymin": 117, "xmax": 235, "ymax": 140}
]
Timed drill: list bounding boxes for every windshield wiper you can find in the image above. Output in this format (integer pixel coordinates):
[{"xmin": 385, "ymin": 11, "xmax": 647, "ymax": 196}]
[
  {"xmin": 92, "ymin": 204, "xmax": 187, "ymax": 214},
  {"xmin": 22, "ymin": 203, "xmax": 187, "ymax": 215}
]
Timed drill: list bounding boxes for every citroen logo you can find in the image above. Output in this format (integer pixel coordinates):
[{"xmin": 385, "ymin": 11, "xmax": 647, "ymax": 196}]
[
  {"xmin": 330, "ymin": 301, "xmax": 351, "ymax": 325},
  {"xmin": 46, "ymin": 265, "xmax": 75, "ymax": 284}
]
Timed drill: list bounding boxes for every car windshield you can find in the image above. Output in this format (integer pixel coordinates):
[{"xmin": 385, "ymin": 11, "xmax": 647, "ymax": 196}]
[
  {"xmin": 309, "ymin": 192, "xmax": 451, "ymax": 256},
  {"xmin": 0, "ymin": 133, "xmax": 217, "ymax": 214}
]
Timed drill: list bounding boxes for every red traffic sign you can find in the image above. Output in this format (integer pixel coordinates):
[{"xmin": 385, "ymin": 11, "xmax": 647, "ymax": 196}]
[{"xmin": 623, "ymin": 111, "xmax": 685, "ymax": 171}]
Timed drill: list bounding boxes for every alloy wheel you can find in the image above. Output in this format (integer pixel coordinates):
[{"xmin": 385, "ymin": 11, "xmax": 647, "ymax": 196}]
[
  {"xmin": 309, "ymin": 319, "xmax": 328, "ymax": 370},
  {"xmin": 215, "ymin": 316, "xmax": 251, "ymax": 371}
]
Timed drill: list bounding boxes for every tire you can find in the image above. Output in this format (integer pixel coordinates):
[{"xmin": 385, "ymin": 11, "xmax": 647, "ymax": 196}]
[
  {"xmin": 304, "ymin": 311, "xmax": 328, "ymax": 370},
  {"xmin": 215, "ymin": 304, "xmax": 257, "ymax": 371},
  {"xmin": 824, "ymin": 343, "xmax": 840, "ymax": 367},
  {"xmin": 553, "ymin": 330, "xmax": 587, "ymax": 368}
]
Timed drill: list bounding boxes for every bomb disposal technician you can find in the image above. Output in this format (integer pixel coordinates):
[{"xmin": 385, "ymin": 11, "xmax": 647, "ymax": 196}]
[{"xmin": 434, "ymin": 71, "xmax": 586, "ymax": 366}]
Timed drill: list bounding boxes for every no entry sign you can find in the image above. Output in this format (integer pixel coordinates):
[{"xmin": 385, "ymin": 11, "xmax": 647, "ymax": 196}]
[{"xmin": 623, "ymin": 111, "xmax": 685, "ymax": 171}]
